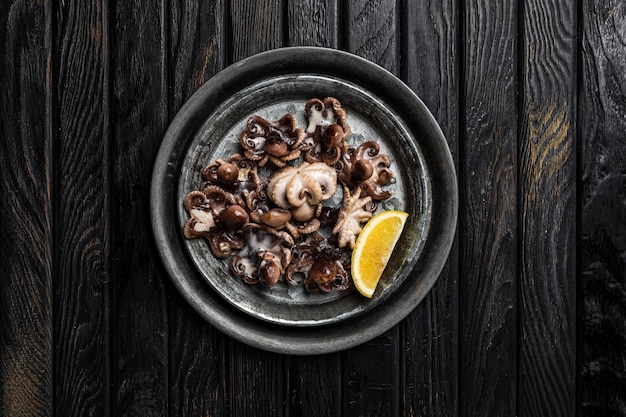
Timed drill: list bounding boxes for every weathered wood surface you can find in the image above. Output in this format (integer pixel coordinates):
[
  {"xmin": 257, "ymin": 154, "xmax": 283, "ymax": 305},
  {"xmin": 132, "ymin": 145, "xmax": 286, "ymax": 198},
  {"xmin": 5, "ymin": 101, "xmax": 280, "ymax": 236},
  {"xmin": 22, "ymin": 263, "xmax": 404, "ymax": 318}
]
[
  {"xmin": 53, "ymin": 0, "xmax": 109, "ymax": 416},
  {"xmin": 579, "ymin": 1, "xmax": 626, "ymax": 416},
  {"xmin": 1, "ymin": 1, "xmax": 625, "ymax": 416},
  {"xmin": 0, "ymin": 1, "xmax": 53, "ymax": 416},
  {"xmin": 519, "ymin": 0, "xmax": 577, "ymax": 415},
  {"xmin": 109, "ymin": 0, "xmax": 169, "ymax": 415},
  {"xmin": 460, "ymin": 1, "xmax": 519, "ymax": 416}
]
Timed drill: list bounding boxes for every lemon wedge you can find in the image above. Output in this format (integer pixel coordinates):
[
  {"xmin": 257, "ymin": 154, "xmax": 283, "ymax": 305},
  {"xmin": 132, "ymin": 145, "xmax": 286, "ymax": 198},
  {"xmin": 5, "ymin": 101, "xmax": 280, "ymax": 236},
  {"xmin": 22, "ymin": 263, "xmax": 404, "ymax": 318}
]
[{"xmin": 351, "ymin": 210, "xmax": 408, "ymax": 298}]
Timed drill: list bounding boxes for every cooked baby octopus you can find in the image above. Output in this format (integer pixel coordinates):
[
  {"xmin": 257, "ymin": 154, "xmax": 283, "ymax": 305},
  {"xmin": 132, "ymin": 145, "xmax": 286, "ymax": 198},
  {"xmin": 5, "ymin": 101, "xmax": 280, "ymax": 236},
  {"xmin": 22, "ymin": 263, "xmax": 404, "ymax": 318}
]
[
  {"xmin": 183, "ymin": 185, "xmax": 247, "ymax": 258},
  {"xmin": 301, "ymin": 97, "xmax": 351, "ymax": 165},
  {"xmin": 285, "ymin": 233, "xmax": 351, "ymax": 293},
  {"xmin": 266, "ymin": 162, "xmax": 338, "ymax": 222},
  {"xmin": 202, "ymin": 153, "xmax": 259, "ymax": 194},
  {"xmin": 239, "ymin": 114, "xmax": 305, "ymax": 167},
  {"xmin": 183, "ymin": 97, "xmax": 396, "ymax": 293},
  {"xmin": 332, "ymin": 187, "xmax": 374, "ymax": 249},
  {"xmin": 336, "ymin": 141, "xmax": 394, "ymax": 201},
  {"xmin": 230, "ymin": 224, "xmax": 294, "ymax": 286}
]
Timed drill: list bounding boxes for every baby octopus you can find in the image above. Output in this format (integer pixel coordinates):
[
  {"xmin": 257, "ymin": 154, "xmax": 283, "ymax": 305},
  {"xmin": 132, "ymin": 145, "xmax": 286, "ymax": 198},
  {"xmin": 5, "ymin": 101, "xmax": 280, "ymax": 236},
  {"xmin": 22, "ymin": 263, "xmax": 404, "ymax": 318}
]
[
  {"xmin": 332, "ymin": 187, "xmax": 373, "ymax": 249},
  {"xmin": 266, "ymin": 161, "xmax": 338, "ymax": 223},
  {"xmin": 202, "ymin": 153, "xmax": 259, "ymax": 195},
  {"xmin": 182, "ymin": 97, "xmax": 397, "ymax": 293},
  {"xmin": 337, "ymin": 141, "xmax": 394, "ymax": 201},
  {"xmin": 230, "ymin": 224, "xmax": 294, "ymax": 286},
  {"xmin": 284, "ymin": 233, "xmax": 351, "ymax": 292},
  {"xmin": 239, "ymin": 114, "xmax": 305, "ymax": 167},
  {"xmin": 301, "ymin": 97, "xmax": 351, "ymax": 166},
  {"xmin": 183, "ymin": 185, "xmax": 247, "ymax": 258}
]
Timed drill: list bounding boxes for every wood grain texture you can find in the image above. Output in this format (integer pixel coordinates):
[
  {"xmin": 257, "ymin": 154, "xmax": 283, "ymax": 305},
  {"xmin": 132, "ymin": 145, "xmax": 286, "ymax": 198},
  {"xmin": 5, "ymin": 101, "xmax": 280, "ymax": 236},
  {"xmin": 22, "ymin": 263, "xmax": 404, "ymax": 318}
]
[
  {"xmin": 518, "ymin": 0, "xmax": 577, "ymax": 416},
  {"xmin": 227, "ymin": 340, "xmax": 285, "ymax": 417},
  {"xmin": 579, "ymin": 1, "xmax": 626, "ymax": 415},
  {"xmin": 6, "ymin": 1, "xmax": 626, "ymax": 416},
  {"xmin": 459, "ymin": 1, "xmax": 518, "ymax": 416},
  {"xmin": 109, "ymin": 0, "xmax": 169, "ymax": 415},
  {"xmin": 344, "ymin": 0, "xmax": 400, "ymax": 75},
  {"xmin": 168, "ymin": 307, "xmax": 225, "ymax": 417},
  {"xmin": 343, "ymin": 330, "xmax": 400, "ymax": 417},
  {"xmin": 287, "ymin": 0, "xmax": 339, "ymax": 48},
  {"xmin": 52, "ymin": 1, "xmax": 110, "ymax": 415},
  {"xmin": 167, "ymin": 1, "xmax": 227, "ymax": 416},
  {"xmin": 169, "ymin": 0, "xmax": 227, "ymax": 114},
  {"xmin": 401, "ymin": 1, "xmax": 459, "ymax": 416},
  {"xmin": 229, "ymin": 0, "xmax": 284, "ymax": 63},
  {"xmin": 286, "ymin": 355, "xmax": 342, "ymax": 417},
  {"xmin": 0, "ymin": 1, "xmax": 53, "ymax": 416}
]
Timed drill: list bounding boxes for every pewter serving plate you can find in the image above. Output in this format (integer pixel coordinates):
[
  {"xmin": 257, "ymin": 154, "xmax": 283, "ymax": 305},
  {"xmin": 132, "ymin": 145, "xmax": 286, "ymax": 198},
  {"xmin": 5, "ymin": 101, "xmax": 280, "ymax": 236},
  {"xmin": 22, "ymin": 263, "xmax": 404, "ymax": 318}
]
[{"xmin": 151, "ymin": 47, "xmax": 457, "ymax": 354}]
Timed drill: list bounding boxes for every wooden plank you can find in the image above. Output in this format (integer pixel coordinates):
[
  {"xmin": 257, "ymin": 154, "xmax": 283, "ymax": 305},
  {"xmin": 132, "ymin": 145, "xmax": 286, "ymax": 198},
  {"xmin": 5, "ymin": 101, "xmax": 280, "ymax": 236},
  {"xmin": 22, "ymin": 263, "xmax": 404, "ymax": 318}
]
[
  {"xmin": 342, "ymin": 4, "xmax": 401, "ymax": 416},
  {"xmin": 283, "ymin": 3, "xmax": 343, "ymax": 417},
  {"xmin": 227, "ymin": 340, "xmax": 285, "ymax": 417},
  {"xmin": 109, "ymin": 0, "xmax": 169, "ymax": 415},
  {"xmin": 344, "ymin": 0, "xmax": 400, "ymax": 74},
  {"xmin": 0, "ymin": 1, "xmax": 53, "ymax": 416},
  {"xmin": 343, "ymin": 332, "xmax": 400, "ymax": 417},
  {"xmin": 225, "ymin": 2, "xmax": 286, "ymax": 416},
  {"xmin": 401, "ymin": 1, "xmax": 459, "ymax": 416},
  {"xmin": 459, "ymin": 1, "xmax": 518, "ymax": 416},
  {"xmin": 287, "ymin": 0, "xmax": 339, "ymax": 48},
  {"xmin": 167, "ymin": 1, "xmax": 227, "ymax": 416},
  {"xmin": 579, "ymin": 1, "xmax": 626, "ymax": 415},
  {"xmin": 285, "ymin": 355, "xmax": 342, "ymax": 417},
  {"xmin": 169, "ymin": 0, "xmax": 227, "ymax": 113},
  {"xmin": 229, "ymin": 0, "xmax": 284, "ymax": 63},
  {"xmin": 518, "ymin": 0, "xmax": 577, "ymax": 416},
  {"xmin": 52, "ymin": 1, "xmax": 110, "ymax": 416},
  {"xmin": 168, "ymin": 311, "xmax": 225, "ymax": 417}
]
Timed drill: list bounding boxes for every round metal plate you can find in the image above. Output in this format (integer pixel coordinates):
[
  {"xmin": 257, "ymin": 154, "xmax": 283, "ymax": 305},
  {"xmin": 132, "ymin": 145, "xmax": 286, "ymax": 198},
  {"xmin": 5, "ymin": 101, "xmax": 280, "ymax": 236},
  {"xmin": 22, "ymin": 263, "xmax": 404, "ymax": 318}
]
[{"xmin": 151, "ymin": 47, "xmax": 457, "ymax": 354}]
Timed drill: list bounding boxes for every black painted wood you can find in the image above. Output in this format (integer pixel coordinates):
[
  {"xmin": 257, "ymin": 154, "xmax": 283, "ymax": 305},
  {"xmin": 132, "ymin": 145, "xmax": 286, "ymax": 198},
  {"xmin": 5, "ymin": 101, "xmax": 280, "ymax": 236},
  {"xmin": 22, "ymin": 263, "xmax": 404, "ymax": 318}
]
[
  {"xmin": 343, "ymin": 331, "xmax": 400, "ymax": 417},
  {"xmin": 459, "ymin": 1, "xmax": 519, "ymax": 416},
  {"xmin": 287, "ymin": 0, "xmax": 339, "ymax": 48},
  {"xmin": 519, "ymin": 0, "xmax": 577, "ymax": 415},
  {"xmin": 579, "ymin": 1, "xmax": 626, "ymax": 416},
  {"xmin": 0, "ymin": 1, "xmax": 53, "ymax": 416},
  {"xmin": 286, "ymin": 354, "xmax": 342, "ymax": 417},
  {"xmin": 229, "ymin": 0, "xmax": 284, "ymax": 63},
  {"xmin": 52, "ymin": 0, "xmax": 110, "ymax": 415},
  {"xmin": 226, "ymin": 339, "xmax": 285, "ymax": 417},
  {"xmin": 1, "ymin": 1, "xmax": 626, "ymax": 416},
  {"xmin": 344, "ymin": 0, "xmax": 400, "ymax": 75},
  {"xmin": 109, "ymin": 0, "xmax": 169, "ymax": 415}
]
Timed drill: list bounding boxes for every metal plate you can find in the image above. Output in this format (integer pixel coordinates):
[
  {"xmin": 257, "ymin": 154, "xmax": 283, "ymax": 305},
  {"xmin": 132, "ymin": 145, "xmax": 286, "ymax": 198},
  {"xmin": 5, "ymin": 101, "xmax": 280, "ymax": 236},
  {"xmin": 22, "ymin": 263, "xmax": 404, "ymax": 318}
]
[
  {"xmin": 151, "ymin": 47, "xmax": 457, "ymax": 353},
  {"xmin": 178, "ymin": 74, "xmax": 429, "ymax": 326}
]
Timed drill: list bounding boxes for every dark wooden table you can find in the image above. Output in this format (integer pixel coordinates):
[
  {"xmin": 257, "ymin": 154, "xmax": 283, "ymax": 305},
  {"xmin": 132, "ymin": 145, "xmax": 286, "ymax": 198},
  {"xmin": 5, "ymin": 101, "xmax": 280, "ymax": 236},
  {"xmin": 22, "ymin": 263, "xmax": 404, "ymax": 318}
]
[{"xmin": 2, "ymin": 1, "xmax": 625, "ymax": 416}]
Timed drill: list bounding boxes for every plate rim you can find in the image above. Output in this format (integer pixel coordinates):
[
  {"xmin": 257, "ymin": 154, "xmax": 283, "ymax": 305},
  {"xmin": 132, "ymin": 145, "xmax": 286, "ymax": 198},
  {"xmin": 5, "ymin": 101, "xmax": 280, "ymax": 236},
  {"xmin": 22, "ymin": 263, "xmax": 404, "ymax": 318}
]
[{"xmin": 150, "ymin": 46, "xmax": 458, "ymax": 355}]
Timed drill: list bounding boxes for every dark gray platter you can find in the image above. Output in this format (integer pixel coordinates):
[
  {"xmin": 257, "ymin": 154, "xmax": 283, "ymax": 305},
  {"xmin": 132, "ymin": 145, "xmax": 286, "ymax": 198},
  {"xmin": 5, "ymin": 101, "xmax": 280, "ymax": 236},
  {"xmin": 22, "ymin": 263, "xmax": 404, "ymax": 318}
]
[{"xmin": 151, "ymin": 47, "xmax": 457, "ymax": 354}]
